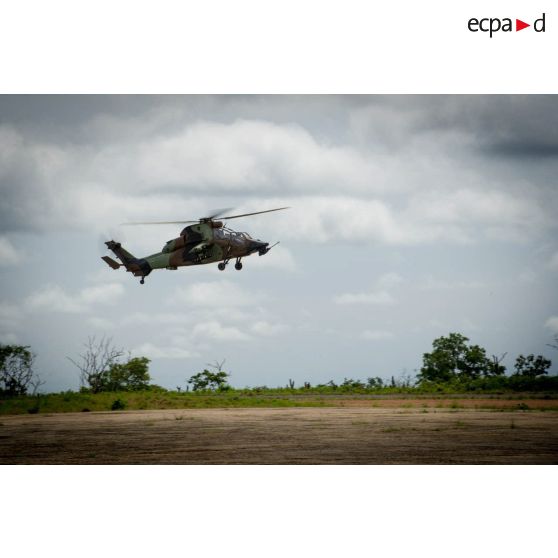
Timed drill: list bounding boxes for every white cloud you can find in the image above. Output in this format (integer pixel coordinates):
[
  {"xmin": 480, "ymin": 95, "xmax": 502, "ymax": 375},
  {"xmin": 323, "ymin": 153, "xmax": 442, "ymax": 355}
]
[
  {"xmin": 3, "ymin": 115, "xmax": 554, "ymax": 248},
  {"xmin": 248, "ymin": 193, "xmax": 548, "ymax": 248},
  {"xmin": 192, "ymin": 320, "xmax": 251, "ymax": 341},
  {"xmin": 250, "ymin": 321, "xmax": 288, "ymax": 336},
  {"xmin": 248, "ymin": 245, "xmax": 296, "ymax": 272},
  {"xmin": 334, "ymin": 272, "xmax": 403, "ymax": 306},
  {"xmin": 87, "ymin": 266, "xmax": 131, "ymax": 284},
  {"xmin": 87, "ymin": 316, "xmax": 115, "ymax": 330},
  {"xmin": 121, "ymin": 311, "xmax": 194, "ymax": 327},
  {"xmin": 80, "ymin": 283, "xmax": 125, "ymax": 305},
  {"xmin": 0, "ymin": 302, "xmax": 23, "ymax": 330},
  {"xmin": 174, "ymin": 280, "xmax": 257, "ymax": 308},
  {"xmin": 98, "ymin": 120, "xmax": 386, "ymax": 197},
  {"xmin": 377, "ymin": 272, "xmax": 404, "ymax": 288},
  {"xmin": 0, "ymin": 236, "xmax": 22, "ymax": 266},
  {"xmin": 334, "ymin": 290, "xmax": 395, "ymax": 305},
  {"xmin": 25, "ymin": 285, "xmax": 84, "ymax": 313},
  {"xmin": 361, "ymin": 329, "xmax": 394, "ymax": 341},
  {"xmin": 0, "ymin": 302, "xmax": 22, "ymax": 353},
  {"xmin": 133, "ymin": 342, "xmax": 198, "ymax": 359},
  {"xmin": 0, "ymin": 332, "xmax": 19, "ymax": 344},
  {"xmin": 420, "ymin": 276, "xmax": 485, "ymax": 290},
  {"xmin": 25, "ymin": 283, "xmax": 124, "ymax": 314},
  {"xmin": 545, "ymin": 316, "xmax": 558, "ymax": 334},
  {"xmin": 518, "ymin": 270, "xmax": 537, "ymax": 284}
]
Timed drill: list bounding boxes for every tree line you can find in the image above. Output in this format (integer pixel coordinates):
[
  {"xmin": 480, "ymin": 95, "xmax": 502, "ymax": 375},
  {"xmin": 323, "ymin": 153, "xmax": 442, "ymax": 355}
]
[{"xmin": 1, "ymin": 332, "xmax": 557, "ymax": 397}]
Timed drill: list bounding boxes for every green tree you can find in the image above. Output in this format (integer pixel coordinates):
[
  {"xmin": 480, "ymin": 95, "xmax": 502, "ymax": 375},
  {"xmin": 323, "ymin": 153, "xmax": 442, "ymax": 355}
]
[
  {"xmin": 418, "ymin": 333, "xmax": 492, "ymax": 383},
  {"xmin": 486, "ymin": 353, "xmax": 507, "ymax": 376},
  {"xmin": 68, "ymin": 337, "xmax": 152, "ymax": 392},
  {"xmin": 0, "ymin": 344, "xmax": 41, "ymax": 396},
  {"xmin": 513, "ymin": 354, "xmax": 551, "ymax": 377},
  {"xmin": 341, "ymin": 378, "xmax": 365, "ymax": 389},
  {"xmin": 107, "ymin": 357, "xmax": 151, "ymax": 391},
  {"xmin": 187, "ymin": 369, "xmax": 230, "ymax": 391},
  {"xmin": 366, "ymin": 377, "xmax": 384, "ymax": 388},
  {"xmin": 68, "ymin": 336, "xmax": 125, "ymax": 393},
  {"xmin": 460, "ymin": 344, "xmax": 490, "ymax": 379},
  {"xmin": 187, "ymin": 360, "xmax": 230, "ymax": 391}
]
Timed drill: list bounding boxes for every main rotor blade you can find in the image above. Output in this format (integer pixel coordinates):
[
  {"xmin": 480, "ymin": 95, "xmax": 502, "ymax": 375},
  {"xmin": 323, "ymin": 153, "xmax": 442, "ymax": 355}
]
[
  {"xmin": 202, "ymin": 207, "xmax": 234, "ymax": 220},
  {"xmin": 120, "ymin": 208, "xmax": 234, "ymax": 226},
  {"xmin": 219, "ymin": 207, "xmax": 290, "ymax": 220},
  {"xmin": 120, "ymin": 220, "xmax": 198, "ymax": 226},
  {"xmin": 120, "ymin": 207, "xmax": 289, "ymax": 225}
]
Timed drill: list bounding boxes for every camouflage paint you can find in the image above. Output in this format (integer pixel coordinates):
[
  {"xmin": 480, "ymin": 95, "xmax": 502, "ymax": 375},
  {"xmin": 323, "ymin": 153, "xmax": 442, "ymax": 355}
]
[{"xmin": 102, "ymin": 222, "xmax": 271, "ymax": 282}]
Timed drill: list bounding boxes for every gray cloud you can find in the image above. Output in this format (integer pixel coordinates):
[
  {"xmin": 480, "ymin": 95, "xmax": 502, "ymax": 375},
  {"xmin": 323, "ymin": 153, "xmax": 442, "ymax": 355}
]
[
  {"xmin": 1, "ymin": 95, "xmax": 557, "ymax": 390},
  {"xmin": 2, "ymin": 96, "xmax": 557, "ymax": 249}
]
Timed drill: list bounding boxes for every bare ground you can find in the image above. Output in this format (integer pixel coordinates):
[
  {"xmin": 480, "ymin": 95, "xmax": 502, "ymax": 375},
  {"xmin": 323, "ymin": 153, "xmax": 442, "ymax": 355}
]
[{"xmin": 1, "ymin": 405, "xmax": 558, "ymax": 464}]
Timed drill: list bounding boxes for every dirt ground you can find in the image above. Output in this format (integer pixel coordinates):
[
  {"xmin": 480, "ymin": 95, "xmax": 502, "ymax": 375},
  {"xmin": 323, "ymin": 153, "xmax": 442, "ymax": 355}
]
[{"xmin": 2, "ymin": 405, "xmax": 557, "ymax": 464}]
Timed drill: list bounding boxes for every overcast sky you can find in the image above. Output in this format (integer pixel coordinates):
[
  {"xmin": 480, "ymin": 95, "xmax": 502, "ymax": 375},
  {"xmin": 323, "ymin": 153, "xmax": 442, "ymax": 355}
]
[{"xmin": 1, "ymin": 95, "xmax": 557, "ymax": 391}]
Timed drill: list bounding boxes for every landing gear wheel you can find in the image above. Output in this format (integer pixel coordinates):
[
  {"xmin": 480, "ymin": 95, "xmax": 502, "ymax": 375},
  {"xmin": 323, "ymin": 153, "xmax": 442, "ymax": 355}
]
[
  {"xmin": 140, "ymin": 277, "xmax": 145, "ymax": 284},
  {"xmin": 218, "ymin": 262, "xmax": 226, "ymax": 271},
  {"xmin": 235, "ymin": 261, "xmax": 243, "ymax": 271}
]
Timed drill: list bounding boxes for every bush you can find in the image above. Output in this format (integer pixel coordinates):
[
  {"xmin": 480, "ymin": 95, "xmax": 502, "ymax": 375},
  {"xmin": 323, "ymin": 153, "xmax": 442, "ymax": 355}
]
[{"xmin": 111, "ymin": 399, "xmax": 126, "ymax": 411}]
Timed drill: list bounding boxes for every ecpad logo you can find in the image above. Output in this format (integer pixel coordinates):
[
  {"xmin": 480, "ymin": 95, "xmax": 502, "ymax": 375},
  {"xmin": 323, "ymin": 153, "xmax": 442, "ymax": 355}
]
[{"xmin": 468, "ymin": 13, "xmax": 546, "ymax": 37}]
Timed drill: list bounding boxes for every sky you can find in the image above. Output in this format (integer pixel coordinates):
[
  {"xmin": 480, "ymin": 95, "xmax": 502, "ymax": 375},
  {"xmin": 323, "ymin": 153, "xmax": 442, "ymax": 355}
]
[{"xmin": 1, "ymin": 94, "xmax": 557, "ymax": 391}]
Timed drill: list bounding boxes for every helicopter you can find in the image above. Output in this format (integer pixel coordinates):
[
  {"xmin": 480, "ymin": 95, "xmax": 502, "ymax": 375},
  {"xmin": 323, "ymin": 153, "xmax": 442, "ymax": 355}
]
[{"xmin": 101, "ymin": 207, "xmax": 289, "ymax": 284}]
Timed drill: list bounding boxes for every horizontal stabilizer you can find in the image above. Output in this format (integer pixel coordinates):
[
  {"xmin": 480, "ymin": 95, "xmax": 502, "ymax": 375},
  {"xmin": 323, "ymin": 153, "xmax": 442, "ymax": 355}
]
[{"xmin": 102, "ymin": 256, "xmax": 121, "ymax": 270}]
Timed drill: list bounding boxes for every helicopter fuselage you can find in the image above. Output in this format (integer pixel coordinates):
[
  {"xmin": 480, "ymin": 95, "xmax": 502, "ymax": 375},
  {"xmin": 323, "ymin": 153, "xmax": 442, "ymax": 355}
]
[
  {"xmin": 102, "ymin": 206, "xmax": 287, "ymax": 283},
  {"xmin": 104, "ymin": 221, "xmax": 270, "ymax": 282},
  {"xmin": 150, "ymin": 222, "xmax": 269, "ymax": 269}
]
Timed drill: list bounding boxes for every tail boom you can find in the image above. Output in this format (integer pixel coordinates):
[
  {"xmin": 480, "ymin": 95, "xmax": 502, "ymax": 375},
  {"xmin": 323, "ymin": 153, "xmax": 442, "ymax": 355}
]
[{"xmin": 104, "ymin": 240, "xmax": 152, "ymax": 278}]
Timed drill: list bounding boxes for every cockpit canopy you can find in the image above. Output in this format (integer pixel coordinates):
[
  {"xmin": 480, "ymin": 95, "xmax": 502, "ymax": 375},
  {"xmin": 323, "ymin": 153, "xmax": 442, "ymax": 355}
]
[{"xmin": 214, "ymin": 228, "xmax": 253, "ymax": 241}]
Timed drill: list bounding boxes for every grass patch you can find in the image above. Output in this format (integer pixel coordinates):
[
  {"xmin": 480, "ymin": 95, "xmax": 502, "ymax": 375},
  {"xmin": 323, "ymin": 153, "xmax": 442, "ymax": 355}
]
[{"xmin": 1, "ymin": 389, "xmax": 557, "ymax": 415}]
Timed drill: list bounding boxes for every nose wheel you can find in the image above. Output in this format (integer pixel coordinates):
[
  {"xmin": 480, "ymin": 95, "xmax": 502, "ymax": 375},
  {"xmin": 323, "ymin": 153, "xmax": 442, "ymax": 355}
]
[{"xmin": 218, "ymin": 262, "xmax": 226, "ymax": 271}]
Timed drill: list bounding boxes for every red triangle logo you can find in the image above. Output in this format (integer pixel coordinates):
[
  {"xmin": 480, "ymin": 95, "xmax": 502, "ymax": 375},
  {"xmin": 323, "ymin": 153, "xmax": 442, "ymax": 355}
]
[{"xmin": 516, "ymin": 19, "xmax": 530, "ymax": 31}]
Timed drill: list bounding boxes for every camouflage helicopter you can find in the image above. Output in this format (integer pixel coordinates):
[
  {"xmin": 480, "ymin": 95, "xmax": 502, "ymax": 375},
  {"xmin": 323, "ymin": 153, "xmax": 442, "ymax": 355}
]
[{"xmin": 101, "ymin": 207, "xmax": 289, "ymax": 284}]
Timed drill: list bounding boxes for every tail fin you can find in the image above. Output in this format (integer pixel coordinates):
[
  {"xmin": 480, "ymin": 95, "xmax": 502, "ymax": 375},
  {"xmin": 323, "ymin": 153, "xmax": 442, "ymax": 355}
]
[
  {"xmin": 105, "ymin": 240, "xmax": 135, "ymax": 264},
  {"xmin": 104, "ymin": 240, "xmax": 152, "ymax": 278}
]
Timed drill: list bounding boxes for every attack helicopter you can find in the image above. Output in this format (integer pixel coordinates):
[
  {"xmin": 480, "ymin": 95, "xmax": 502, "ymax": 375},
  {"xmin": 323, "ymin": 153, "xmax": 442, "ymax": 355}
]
[{"xmin": 101, "ymin": 207, "xmax": 289, "ymax": 284}]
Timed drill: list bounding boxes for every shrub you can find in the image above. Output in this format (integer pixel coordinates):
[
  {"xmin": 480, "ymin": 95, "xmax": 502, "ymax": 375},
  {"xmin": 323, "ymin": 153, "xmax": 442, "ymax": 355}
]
[{"xmin": 111, "ymin": 399, "xmax": 126, "ymax": 411}]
